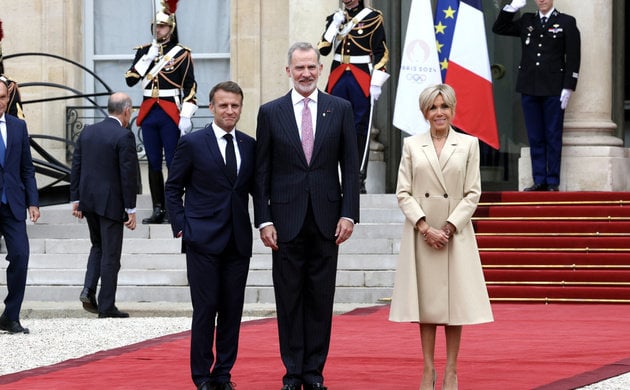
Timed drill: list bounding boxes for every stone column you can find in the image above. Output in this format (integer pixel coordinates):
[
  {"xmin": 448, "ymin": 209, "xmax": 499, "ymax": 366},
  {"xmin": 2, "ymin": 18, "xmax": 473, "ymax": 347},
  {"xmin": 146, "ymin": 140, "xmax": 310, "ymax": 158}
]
[{"xmin": 519, "ymin": 0, "xmax": 630, "ymax": 191}]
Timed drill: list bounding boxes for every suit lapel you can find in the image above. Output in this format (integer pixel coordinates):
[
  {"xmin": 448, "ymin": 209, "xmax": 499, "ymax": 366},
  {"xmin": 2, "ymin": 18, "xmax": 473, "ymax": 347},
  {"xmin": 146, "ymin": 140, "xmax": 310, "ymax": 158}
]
[
  {"xmin": 277, "ymin": 93, "xmax": 308, "ymax": 165},
  {"xmin": 204, "ymin": 125, "xmax": 234, "ymax": 184},
  {"xmin": 234, "ymin": 130, "xmax": 252, "ymax": 185},
  {"xmin": 311, "ymin": 90, "xmax": 330, "ymax": 164},
  {"xmin": 420, "ymin": 132, "xmax": 448, "ymax": 192},
  {"xmin": 439, "ymin": 131, "xmax": 457, "ymax": 170}
]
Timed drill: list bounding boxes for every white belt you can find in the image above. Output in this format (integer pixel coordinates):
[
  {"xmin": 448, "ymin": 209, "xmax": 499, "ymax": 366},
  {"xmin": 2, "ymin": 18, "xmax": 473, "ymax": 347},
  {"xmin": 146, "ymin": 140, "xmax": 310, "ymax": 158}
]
[
  {"xmin": 333, "ymin": 54, "xmax": 371, "ymax": 64},
  {"xmin": 143, "ymin": 89, "xmax": 180, "ymax": 98}
]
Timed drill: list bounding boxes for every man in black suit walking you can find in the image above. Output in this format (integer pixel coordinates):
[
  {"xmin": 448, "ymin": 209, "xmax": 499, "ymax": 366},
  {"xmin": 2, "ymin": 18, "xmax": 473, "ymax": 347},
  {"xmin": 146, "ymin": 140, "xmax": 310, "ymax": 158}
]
[
  {"xmin": 0, "ymin": 79, "xmax": 39, "ymax": 334},
  {"xmin": 254, "ymin": 42, "xmax": 360, "ymax": 390},
  {"xmin": 70, "ymin": 92, "xmax": 138, "ymax": 318},
  {"xmin": 165, "ymin": 81, "xmax": 256, "ymax": 390},
  {"xmin": 493, "ymin": 0, "xmax": 580, "ymax": 191}
]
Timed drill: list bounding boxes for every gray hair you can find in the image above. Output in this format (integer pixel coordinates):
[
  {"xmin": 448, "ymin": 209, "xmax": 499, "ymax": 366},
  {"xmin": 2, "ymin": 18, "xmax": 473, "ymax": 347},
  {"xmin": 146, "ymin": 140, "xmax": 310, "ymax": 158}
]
[
  {"xmin": 107, "ymin": 92, "xmax": 133, "ymax": 115},
  {"xmin": 287, "ymin": 42, "xmax": 320, "ymax": 66}
]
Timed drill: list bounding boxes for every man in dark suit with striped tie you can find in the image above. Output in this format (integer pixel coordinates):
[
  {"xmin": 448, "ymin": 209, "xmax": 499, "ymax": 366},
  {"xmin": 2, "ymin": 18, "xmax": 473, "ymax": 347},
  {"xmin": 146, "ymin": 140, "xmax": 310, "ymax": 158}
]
[
  {"xmin": 0, "ymin": 79, "xmax": 39, "ymax": 334},
  {"xmin": 165, "ymin": 81, "xmax": 256, "ymax": 390},
  {"xmin": 254, "ymin": 42, "xmax": 360, "ymax": 390}
]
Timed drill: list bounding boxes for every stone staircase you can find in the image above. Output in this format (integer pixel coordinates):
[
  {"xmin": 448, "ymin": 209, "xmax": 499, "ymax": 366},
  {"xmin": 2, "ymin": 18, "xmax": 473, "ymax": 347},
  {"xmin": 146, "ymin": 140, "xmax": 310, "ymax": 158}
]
[{"xmin": 0, "ymin": 194, "xmax": 402, "ymax": 305}]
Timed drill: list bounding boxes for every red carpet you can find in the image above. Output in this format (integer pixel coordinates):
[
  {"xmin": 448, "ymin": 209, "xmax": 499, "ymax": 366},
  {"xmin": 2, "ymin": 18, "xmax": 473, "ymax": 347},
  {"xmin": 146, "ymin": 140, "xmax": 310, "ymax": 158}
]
[{"xmin": 1, "ymin": 304, "xmax": 630, "ymax": 389}]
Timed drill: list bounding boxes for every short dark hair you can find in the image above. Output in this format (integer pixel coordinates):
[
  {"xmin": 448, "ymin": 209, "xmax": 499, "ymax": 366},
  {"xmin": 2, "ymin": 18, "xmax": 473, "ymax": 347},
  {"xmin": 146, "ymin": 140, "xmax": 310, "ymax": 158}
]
[{"xmin": 209, "ymin": 81, "xmax": 244, "ymax": 104}]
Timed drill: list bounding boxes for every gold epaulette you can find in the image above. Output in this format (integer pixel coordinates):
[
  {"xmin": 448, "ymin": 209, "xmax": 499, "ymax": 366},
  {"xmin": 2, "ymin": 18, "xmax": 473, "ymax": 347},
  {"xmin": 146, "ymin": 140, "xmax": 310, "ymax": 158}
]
[
  {"xmin": 318, "ymin": 41, "xmax": 332, "ymax": 50},
  {"xmin": 133, "ymin": 43, "xmax": 151, "ymax": 50}
]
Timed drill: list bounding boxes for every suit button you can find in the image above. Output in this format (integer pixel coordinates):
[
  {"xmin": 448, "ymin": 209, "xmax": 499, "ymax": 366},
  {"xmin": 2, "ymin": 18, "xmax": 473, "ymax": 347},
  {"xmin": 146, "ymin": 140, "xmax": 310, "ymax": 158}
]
[
  {"xmin": 536, "ymin": 62, "xmax": 540, "ymax": 66},
  {"xmin": 443, "ymin": 194, "xmax": 448, "ymax": 198},
  {"xmin": 425, "ymin": 193, "xmax": 429, "ymax": 198}
]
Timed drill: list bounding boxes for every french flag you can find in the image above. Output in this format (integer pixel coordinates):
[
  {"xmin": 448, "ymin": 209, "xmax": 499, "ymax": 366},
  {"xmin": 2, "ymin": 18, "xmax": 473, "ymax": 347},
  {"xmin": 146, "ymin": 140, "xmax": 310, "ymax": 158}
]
[{"xmin": 444, "ymin": 0, "xmax": 499, "ymax": 149}]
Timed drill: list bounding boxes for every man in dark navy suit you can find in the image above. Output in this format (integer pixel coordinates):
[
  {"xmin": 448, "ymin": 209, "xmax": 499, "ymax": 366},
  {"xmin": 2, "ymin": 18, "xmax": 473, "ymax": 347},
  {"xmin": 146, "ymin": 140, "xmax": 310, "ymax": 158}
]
[
  {"xmin": 0, "ymin": 79, "xmax": 40, "ymax": 334},
  {"xmin": 493, "ymin": 0, "xmax": 580, "ymax": 191},
  {"xmin": 71, "ymin": 92, "xmax": 138, "ymax": 319},
  {"xmin": 254, "ymin": 42, "xmax": 360, "ymax": 390},
  {"xmin": 165, "ymin": 81, "xmax": 255, "ymax": 390}
]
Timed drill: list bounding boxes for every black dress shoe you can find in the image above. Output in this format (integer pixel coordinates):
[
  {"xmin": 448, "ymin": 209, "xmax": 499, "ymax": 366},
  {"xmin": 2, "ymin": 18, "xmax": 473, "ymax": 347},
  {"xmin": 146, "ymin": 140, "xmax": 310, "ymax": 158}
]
[
  {"xmin": 281, "ymin": 385, "xmax": 300, "ymax": 390},
  {"xmin": 0, "ymin": 314, "xmax": 30, "ymax": 334},
  {"xmin": 304, "ymin": 384, "xmax": 327, "ymax": 390},
  {"xmin": 523, "ymin": 183, "xmax": 547, "ymax": 191},
  {"xmin": 547, "ymin": 185, "xmax": 559, "ymax": 191},
  {"xmin": 98, "ymin": 308, "xmax": 129, "ymax": 318},
  {"xmin": 79, "ymin": 287, "xmax": 98, "ymax": 314},
  {"xmin": 215, "ymin": 383, "xmax": 235, "ymax": 390},
  {"xmin": 142, "ymin": 207, "xmax": 166, "ymax": 224}
]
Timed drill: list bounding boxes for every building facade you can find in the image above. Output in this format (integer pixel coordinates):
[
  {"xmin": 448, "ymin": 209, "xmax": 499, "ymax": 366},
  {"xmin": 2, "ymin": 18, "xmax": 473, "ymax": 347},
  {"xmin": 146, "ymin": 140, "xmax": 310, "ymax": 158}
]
[{"xmin": 1, "ymin": 0, "xmax": 627, "ymax": 193}]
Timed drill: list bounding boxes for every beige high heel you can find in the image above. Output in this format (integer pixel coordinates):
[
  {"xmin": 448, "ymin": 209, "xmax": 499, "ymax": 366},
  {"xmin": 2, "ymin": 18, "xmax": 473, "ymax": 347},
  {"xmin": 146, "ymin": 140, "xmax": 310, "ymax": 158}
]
[{"xmin": 419, "ymin": 370, "xmax": 436, "ymax": 390}]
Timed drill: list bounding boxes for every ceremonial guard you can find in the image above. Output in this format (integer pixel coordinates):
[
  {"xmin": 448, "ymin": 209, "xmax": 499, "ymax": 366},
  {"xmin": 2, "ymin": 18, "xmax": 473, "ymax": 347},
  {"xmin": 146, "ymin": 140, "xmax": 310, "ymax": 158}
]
[
  {"xmin": 318, "ymin": 0, "xmax": 389, "ymax": 193},
  {"xmin": 125, "ymin": 1, "xmax": 197, "ymax": 223},
  {"xmin": 0, "ymin": 19, "xmax": 24, "ymax": 119},
  {"xmin": 493, "ymin": 0, "xmax": 580, "ymax": 191}
]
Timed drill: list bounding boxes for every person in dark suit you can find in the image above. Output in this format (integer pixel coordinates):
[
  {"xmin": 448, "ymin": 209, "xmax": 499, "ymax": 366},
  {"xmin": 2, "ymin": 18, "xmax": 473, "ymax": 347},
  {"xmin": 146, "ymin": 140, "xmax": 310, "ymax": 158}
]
[
  {"xmin": 253, "ymin": 42, "xmax": 360, "ymax": 390},
  {"xmin": 165, "ymin": 81, "xmax": 255, "ymax": 390},
  {"xmin": 70, "ymin": 92, "xmax": 138, "ymax": 319},
  {"xmin": 0, "ymin": 79, "xmax": 39, "ymax": 334},
  {"xmin": 493, "ymin": 0, "xmax": 580, "ymax": 191}
]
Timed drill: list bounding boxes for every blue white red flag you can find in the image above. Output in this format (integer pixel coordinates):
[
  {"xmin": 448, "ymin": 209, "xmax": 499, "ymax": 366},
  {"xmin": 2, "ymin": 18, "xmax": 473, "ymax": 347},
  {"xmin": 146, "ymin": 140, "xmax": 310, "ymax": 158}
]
[{"xmin": 439, "ymin": 0, "xmax": 499, "ymax": 149}]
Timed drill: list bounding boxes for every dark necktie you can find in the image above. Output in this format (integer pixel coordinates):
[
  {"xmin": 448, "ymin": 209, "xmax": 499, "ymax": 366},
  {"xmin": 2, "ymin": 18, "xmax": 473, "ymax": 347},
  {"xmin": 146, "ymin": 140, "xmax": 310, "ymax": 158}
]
[
  {"xmin": 224, "ymin": 133, "xmax": 237, "ymax": 182},
  {"xmin": 541, "ymin": 16, "xmax": 547, "ymax": 28},
  {"xmin": 0, "ymin": 126, "xmax": 6, "ymax": 203},
  {"xmin": 301, "ymin": 98, "xmax": 314, "ymax": 164}
]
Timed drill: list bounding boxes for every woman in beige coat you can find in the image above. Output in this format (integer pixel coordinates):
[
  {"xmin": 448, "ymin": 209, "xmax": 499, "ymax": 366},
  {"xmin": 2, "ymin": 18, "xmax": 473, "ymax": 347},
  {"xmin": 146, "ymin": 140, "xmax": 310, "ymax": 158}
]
[{"xmin": 389, "ymin": 84, "xmax": 493, "ymax": 390}]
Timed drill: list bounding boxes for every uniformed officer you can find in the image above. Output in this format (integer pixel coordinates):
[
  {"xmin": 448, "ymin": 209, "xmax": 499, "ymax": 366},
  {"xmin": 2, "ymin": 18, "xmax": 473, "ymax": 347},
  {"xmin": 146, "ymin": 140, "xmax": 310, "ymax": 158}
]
[
  {"xmin": 125, "ymin": 9, "xmax": 197, "ymax": 223},
  {"xmin": 0, "ymin": 19, "xmax": 25, "ymax": 119},
  {"xmin": 318, "ymin": 0, "xmax": 389, "ymax": 194},
  {"xmin": 493, "ymin": 0, "xmax": 581, "ymax": 191}
]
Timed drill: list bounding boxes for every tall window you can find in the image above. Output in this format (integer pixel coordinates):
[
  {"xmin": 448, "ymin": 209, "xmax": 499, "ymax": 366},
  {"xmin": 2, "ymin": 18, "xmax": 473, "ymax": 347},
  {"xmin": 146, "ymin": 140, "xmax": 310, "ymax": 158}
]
[{"xmin": 84, "ymin": 0, "xmax": 230, "ymax": 108}]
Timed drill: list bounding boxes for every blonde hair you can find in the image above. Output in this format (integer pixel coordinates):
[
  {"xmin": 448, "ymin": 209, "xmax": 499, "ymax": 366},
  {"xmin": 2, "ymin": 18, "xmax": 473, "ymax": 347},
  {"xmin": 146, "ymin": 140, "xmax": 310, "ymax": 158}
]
[{"xmin": 418, "ymin": 84, "xmax": 457, "ymax": 119}]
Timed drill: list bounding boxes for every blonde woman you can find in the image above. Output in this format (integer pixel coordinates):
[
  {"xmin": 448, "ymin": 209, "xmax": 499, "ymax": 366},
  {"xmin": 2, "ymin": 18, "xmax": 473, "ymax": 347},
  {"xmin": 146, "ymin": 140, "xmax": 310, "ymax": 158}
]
[{"xmin": 389, "ymin": 84, "xmax": 493, "ymax": 390}]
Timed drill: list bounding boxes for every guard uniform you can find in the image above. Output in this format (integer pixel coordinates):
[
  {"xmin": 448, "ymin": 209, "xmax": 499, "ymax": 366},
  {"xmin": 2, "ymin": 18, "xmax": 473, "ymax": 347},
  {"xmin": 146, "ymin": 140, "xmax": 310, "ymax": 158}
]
[
  {"xmin": 493, "ymin": 8, "xmax": 580, "ymax": 189},
  {"xmin": 125, "ymin": 13, "xmax": 197, "ymax": 224},
  {"xmin": 318, "ymin": 2, "xmax": 389, "ymax": 193}
]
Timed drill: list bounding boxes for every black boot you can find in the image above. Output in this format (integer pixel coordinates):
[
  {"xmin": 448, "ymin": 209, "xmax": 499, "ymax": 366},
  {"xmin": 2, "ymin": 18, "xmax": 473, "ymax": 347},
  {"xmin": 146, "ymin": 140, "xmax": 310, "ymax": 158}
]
[{"xmin": 142, "ymin": 169, "xmax": 166, "ymax": 224}]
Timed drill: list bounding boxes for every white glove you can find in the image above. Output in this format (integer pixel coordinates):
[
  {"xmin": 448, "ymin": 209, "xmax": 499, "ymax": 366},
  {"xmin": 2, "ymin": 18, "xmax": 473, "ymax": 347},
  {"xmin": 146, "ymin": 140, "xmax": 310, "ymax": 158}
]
[
  {"xmin": 147, "ymin": 40, "xmax": 160, "ymax": 61},
  {"xmin": 332, "ymin": 10, "xmax": 345, "ymax": 26},
  {"xmin": 178, "ymin": 117, "xmax": 192, "ymax": 136},
  {"xmin": 505, "ymin": 0, "xmax": 526, "ymax": 12},
  {"xmin": 560, "ymin": 89, "xmax": 572, "ymax": 110},
  {"xmin": 324, "ymin": 10, "xmax": 345, "ymax": 42},
  {"xmin": 135, "ymin": 40, "xmax": 160, "ymax": 76},
  {"xmin": 370, "ymin": 85, "xmax": 382, "ymax": 102}
]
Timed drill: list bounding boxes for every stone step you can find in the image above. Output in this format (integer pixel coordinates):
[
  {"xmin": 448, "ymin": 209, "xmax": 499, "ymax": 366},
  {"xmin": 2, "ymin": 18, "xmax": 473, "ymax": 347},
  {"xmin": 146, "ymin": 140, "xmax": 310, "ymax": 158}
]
[
  {"xmin": 31, "ymin": 194, "xmax": 402, "ymax": 226},
  {"xmin": 5, "ymin": 236, "xmax": 400, "ymax": 255},
  {"xmin": 3, "ymin": 268, "xmax": 395, "ymax": 290},
  {"xmin": 24, "ymin": 253, "xmax": 398, "ymax": 270},
  {"xmin": 3, "ymin": 194, "xmax": 402, "ymax": 306},
  {"xmin": 25, "ymin": 222, "xmax": 404, "ymax": 240},
  {"xmin": 21, "ymin": 285, "xmax": 393, "ymax": 305}
]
